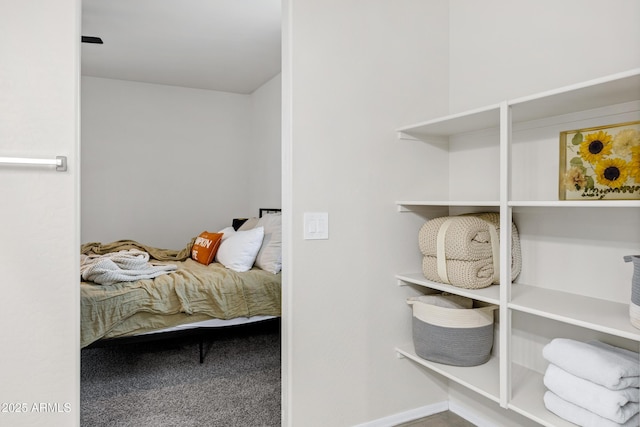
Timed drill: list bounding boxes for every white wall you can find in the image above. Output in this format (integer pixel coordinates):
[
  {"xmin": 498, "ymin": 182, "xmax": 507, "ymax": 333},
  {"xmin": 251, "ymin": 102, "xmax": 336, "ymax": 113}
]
[
  {"xmin": 284, "ymin": 1, "xmax": 452, "ymax": 425},
  {"xmin": 0, "ymin": 0, "xmax": 80, "ymax": 426},
  {"xmin": 81, "ymin": 76, "xmax": 281, "ymax": 249},
  {"xmin": 248, "ymin": 74, "xmax": 282, "ymax": 215},
  {"xmin": 449, "ymin": 0, "xmax": 640, "ymax": 112}
]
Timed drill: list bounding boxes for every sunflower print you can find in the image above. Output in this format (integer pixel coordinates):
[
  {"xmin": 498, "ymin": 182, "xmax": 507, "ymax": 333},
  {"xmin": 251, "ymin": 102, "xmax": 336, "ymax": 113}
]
[
  {"xmin": 579, "ymin": 130, "xmax": 612, "ymax": 163},
  {"xmin": 594, "ymin": 157, "xmax": 629, "ymax": 189}
]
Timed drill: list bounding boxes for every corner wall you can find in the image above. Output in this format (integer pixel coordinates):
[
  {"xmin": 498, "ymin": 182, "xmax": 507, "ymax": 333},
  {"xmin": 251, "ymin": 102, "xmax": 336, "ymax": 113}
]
[
  {"xmin": 248, "ymin": 74, "xmax": 282, "ymax": 215},
  {"xmin": 285, "ymin": 1, "xmax": 452, "ymax": 425},
  {"xmin": 81, "ymin": 76, "xmax": 281, "ymax": 248}
]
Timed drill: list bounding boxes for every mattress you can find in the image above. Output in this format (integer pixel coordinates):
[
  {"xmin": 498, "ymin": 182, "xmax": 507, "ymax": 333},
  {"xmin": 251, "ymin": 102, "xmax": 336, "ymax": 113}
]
[{"xmin": 81, "ymin": 258, "xmax": 281, "ymax": 348}]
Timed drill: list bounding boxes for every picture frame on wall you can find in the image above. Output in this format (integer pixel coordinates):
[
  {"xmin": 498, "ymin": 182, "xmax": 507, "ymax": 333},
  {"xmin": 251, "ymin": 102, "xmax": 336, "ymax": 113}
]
[{"xmin": 559, "ymin": 120, "xmax": 640, "ymax": 200}]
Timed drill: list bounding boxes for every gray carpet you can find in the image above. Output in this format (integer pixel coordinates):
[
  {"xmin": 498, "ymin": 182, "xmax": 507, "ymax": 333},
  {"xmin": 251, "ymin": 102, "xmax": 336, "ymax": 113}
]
[{"xmin": 81, "ymin": 321, "xmax": 281, "ymax": 427}]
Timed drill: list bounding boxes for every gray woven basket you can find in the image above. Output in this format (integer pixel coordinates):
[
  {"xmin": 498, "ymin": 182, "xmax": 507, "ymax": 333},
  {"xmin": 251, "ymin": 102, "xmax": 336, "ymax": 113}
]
[
  {"xmin": 408, "ymin": 298, "xmax": 497, "ymax": 367},
  {"xmin": 624, "ymin": 255, "xmax": 640, "ymax": 330}
]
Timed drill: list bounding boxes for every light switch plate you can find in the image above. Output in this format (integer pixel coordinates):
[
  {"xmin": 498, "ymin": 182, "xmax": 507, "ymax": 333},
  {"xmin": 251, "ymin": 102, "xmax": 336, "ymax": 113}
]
[{"xmin": 303, "ymin": 212, "xmax": 328, "ymax": 240}]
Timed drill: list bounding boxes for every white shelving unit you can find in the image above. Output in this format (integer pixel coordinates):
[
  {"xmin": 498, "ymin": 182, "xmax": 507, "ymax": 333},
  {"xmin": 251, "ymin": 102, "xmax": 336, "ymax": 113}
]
[
  {"xmin": 397, "ymin": 201, "xmax": 501, "ymax": 207},
  {"xmin": 509, "ymin": 285, "xmax": 640, "ymax": 342},
  {"xmin": 396, "ymin": 272, "xmax": 500, "ymax": 305},
  {"xmin": 508, "ymin": 365, "xmax": 577, "ymax": 427},
  {"xmin": 395, "ymin": 69, "xmax": 640, "ymax": 426},
  {"xmin": 395, "ymin": 344, "xmax": 501, "ymax": 404},
  {"xmin": 508, "ymin": 200, "xmax": 640, "ymax": 208}
]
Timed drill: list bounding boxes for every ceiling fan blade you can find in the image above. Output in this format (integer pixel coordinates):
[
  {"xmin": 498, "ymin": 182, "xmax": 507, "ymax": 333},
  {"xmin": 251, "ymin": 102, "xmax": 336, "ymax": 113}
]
[{"xmin": 82, "ymin": 36, "xmax": 103, "ymax": 44}]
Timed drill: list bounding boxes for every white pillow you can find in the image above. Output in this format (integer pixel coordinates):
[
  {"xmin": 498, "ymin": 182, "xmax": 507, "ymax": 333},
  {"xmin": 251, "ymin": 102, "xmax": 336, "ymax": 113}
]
[
  {"xmin": 218, "ymin": 226, "xmax": 236, "ymax": 240},
  {"xmin": 254, "ymin": 213, "xmax": 282, "ymax": 274},
  {"xmin": 215, "ymin": 226, "xmax": 264, "ymax": 272}
]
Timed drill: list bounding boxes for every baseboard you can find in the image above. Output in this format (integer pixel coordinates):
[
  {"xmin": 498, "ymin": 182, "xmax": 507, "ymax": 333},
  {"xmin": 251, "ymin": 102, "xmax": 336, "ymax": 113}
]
[
  {"xmin": 354, "ymin": 399, "xmax": 501, "ymax": 427},
  {"xmin": 449, "ymin": 400, "xmax": 498, "ymax": 427},
  {"xmin": 352, "ymin": 401, "xmax": 449, "ymax": 427}
]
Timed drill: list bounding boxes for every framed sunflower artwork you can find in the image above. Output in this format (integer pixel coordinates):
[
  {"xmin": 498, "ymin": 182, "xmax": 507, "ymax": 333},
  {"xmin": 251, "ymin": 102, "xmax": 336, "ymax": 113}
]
[{"xmin": 559, "ymin": 121, "xmax": 640, "ymax": 200}]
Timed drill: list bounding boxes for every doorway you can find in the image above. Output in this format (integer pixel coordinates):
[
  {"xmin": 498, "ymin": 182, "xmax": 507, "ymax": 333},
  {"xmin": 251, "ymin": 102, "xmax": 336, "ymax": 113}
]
[{"xmin": 80, "ymin": 1, "xmax": 284, "ymax": 425}]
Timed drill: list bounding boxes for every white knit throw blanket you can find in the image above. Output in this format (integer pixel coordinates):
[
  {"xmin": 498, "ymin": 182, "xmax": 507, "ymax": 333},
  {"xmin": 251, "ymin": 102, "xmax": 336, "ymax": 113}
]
[
  {"xmin": 81, "ymin": 249, "xmax": 177, "ymax": 285},
  {"xmin": 419, "ymin": 212, "xmax": 522, "ymax": 289}
]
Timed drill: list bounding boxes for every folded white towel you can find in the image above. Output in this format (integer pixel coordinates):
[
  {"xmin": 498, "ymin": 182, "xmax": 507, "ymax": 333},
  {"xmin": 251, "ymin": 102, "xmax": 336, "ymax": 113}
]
[
  {"xmin": 544, "ymin": 391, "xmax": 640, "ymax": 427},
  {"xmin": 544, "ymin": 363, "xmax": 639, "ymax": 424},
  {"xmin": 543, "ymin": 338, "xmax": 640, "ymax": 390}
]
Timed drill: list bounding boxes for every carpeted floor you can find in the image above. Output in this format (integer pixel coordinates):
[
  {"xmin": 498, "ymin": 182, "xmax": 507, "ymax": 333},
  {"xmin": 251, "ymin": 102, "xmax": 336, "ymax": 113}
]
[{"xmin": 81, "ymin": 321, "xmax": 281, "ymax": 427}]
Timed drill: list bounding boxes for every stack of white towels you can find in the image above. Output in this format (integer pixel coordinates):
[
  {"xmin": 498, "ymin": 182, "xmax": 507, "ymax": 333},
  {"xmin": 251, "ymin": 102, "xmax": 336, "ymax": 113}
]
[{"xmin": 543, "ymin": 338, "xmax": 640, "ymax": 427}]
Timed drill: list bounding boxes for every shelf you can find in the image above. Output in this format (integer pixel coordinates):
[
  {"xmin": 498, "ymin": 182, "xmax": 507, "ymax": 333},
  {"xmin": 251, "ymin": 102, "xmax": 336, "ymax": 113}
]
[
  {"xmin": 396, "ymin": 104, "xmax": 501, "ymax": 139},
  {"xmin": 397, "ymin": 201, "xmax": 500, "ymax": 209},
  {"xmin": 509, "ymin": 200, "xmax": 640, "ymax": 208},
  {"xmin": 510, "ymin": 68, "xmax": 640, "ymax": 124},
  {"xmin": 397, "ymin": 69, "xmax": 640, "ymax": 140},
  {"xmin": 395, "ymin": 343, "xmax": 500, "ymax": 404},
  {"xmin": 509, "ymin": 364, "xmax": 577, "ymax": 427},
  {"xmin": 398, "ymin": 200, "xmax": 640, "ymax": 209},
  {"xmin": 398, "ymin": 70, "xmax": 640, "ymax": 140},
  {"xmin": 509, "ymin": 285, "xmax": 640, "ymax": 341},
  {"xmin": 396, "ymin": 272, "xmax": 500, "ymax": 305}
]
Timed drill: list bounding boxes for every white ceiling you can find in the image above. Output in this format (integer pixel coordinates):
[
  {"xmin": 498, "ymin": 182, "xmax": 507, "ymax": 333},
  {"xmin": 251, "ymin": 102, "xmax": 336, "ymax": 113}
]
[{"xmin": 81, "ymin": 0, "xmax": 281, "ymax": 94}]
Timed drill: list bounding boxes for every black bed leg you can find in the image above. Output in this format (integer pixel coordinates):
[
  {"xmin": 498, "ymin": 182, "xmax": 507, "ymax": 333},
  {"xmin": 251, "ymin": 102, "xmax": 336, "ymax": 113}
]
[{"xmin": 199, "ymin": 337, "xmax": 204, "ymax": 364}]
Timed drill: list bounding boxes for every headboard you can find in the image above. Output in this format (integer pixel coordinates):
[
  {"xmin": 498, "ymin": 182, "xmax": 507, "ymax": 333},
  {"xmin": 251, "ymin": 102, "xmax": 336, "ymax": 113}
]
[{"xmin": 259, "ymin": 208, "xmax": 281, "ymax": 218}]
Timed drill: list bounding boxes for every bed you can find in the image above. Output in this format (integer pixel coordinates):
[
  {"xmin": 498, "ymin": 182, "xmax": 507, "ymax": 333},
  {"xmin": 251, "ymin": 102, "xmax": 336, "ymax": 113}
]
[{"xmin": 80, "ymin": 209, "xmax": 281, "ymax": 361}]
